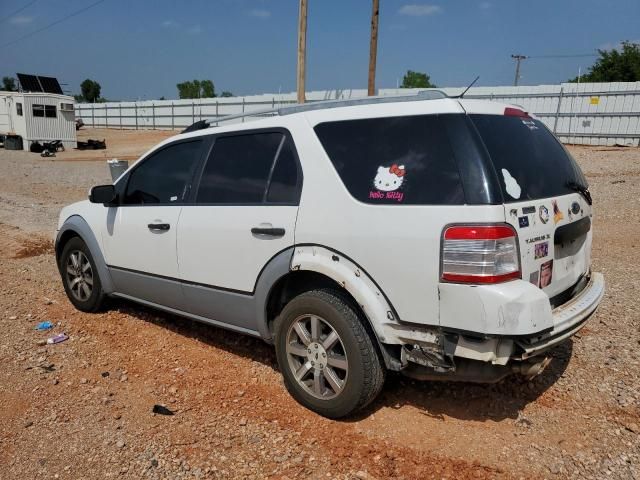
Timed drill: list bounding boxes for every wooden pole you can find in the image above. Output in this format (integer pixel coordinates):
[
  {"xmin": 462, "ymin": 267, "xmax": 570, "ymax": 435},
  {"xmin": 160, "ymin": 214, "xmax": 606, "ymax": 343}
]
[
  {"xmin": 368, "ymin": 0, "xmax": 379, "ymax": 96},
  {"xmin": 297, "ymin": 0, "xmax": 308, "ymax": 104}
]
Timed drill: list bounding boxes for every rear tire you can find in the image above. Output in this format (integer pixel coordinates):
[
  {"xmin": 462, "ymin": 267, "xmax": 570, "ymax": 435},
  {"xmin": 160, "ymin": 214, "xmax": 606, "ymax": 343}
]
[
  {"xmin": 274, "ymin": 289, "xmax": 385, "ymax": 418},
  {"xmin": 59, "ymin": 237, "xmax": 105, "ymax": 312}
]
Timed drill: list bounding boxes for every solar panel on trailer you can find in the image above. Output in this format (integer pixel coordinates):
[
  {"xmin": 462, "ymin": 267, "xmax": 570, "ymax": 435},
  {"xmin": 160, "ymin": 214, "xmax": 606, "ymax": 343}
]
[
  {"xmin": 38, "ymin": 76, "xmax": 63, "ymax": 94},
  {"xmin": 17, "ymin": 73, "xmax": 43, "ymax": 92}
]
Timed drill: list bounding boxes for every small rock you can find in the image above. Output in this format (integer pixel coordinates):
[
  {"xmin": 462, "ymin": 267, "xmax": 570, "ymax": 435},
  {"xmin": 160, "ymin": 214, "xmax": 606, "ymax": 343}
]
[
  {"xmin": 624, "ymin": 422, "xmax": 639, "ymax": 434},
  {"xmin": 119, "ymin": 374, "xmax": 128, "ymax": 382},
  {"xmin": 150, "ymin": 458, "xmax": 158, "ymax": 468},
  {"xmin": 9, "ymin": 316, "xmax": 17, "ymax": 320},
  {"xmin": 101, "ymin": 372, "xmax": 110, "ymax": 378},
  {"xmin": 239, "ymin": 418, "xmax": 247, "ymax": 426},
  {"xmin": 116, "ymin": 440, "xmax": 126, "ymax": 449},
  {"xmin": 80, "ymin": 378, "xmax": 88, "ymax": 384},
  {"xmin": 24, "ymin": 421, "xmax": 33, "ymax": 428}
]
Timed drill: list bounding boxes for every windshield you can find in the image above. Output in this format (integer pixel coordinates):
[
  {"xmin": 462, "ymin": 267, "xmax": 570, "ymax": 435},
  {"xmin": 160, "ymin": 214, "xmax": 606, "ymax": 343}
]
[{"xmin": 470, "ymin": 114, "xmax": 588, "ymax": 203}]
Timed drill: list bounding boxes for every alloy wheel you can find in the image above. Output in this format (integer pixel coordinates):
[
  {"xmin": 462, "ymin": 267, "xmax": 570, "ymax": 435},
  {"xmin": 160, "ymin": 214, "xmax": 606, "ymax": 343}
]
[
  {"xmin": 285, "ymin": 314, "xmax": 349, "ymax": 400},
  {"xmin": 65, "ymin": 250, "xmax": 93, "ymax": 302}
]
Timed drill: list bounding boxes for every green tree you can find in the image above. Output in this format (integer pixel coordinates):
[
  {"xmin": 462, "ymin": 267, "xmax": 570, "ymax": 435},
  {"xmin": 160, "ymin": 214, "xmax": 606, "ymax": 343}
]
[
  {"xmin": 177, "ymin": 79, "xmax": 216, "ymax": 99},
  {"xmin": 220, "ymin": 91, "xmax": 234, "ymax": 97},
  {"xmin": 568, "ymin": 41, "xmax": 640, "ymax": 82},
  {"xmin": 400, "ymin": 70, "xmax": 436, "ymax": 88},
  {"xmin": 2, "ymin": 76, "xmax": 17, "ymax": 91},
  {"xmin": 80, "ymin": 78, "xmax": 102, "ymax": 102}
]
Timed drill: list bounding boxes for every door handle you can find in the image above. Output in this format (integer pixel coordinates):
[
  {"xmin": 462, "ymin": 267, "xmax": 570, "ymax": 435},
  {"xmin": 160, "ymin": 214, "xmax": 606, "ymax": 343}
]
[
  {"xmin": 251, "ymin": 227, "xmax": 285, "ymax": 237},
  {"xmin": 148, "ymin": 223, "xmax": 170, "ymax": 231}
]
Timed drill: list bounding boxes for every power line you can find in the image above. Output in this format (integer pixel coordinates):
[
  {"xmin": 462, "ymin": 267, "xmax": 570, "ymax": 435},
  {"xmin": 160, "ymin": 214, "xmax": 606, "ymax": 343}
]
[
  {"xmin": 0, "ymin": 0, "xmax": 107, "ymax": 49},
  {"xmin": 529, "ymin": 53, "xmax": 597, "ymax": 59},
  {"xmin": 0, "ymin": 0, "xmax": 40, "ymax": 24}
]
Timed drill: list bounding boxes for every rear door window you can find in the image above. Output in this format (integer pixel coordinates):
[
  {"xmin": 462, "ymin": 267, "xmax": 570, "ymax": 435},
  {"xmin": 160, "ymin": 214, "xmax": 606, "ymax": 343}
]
[
  {"xmin": 470, "ymin": 114, "xmax": 588, "ymax": 202},
  {"xmin": 196, "ymin": 132, "xmax": 301, "ymax": 204},
  {"xmin": 314, "ymin": 115, "xmax": 464, "ymax": 205}
]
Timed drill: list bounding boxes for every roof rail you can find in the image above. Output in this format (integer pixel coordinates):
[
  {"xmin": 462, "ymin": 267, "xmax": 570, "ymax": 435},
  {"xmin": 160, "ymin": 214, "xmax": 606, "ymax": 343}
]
[{"xmin": 199, "ymin": 89, "xmax": 448, "ymax": 129}]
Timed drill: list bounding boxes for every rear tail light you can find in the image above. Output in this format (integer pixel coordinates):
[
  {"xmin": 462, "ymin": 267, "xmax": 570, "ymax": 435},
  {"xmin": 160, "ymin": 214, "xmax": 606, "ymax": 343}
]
[{"xmin": 441, "ymin": 224, "xmax": 520, "ymax": 284}]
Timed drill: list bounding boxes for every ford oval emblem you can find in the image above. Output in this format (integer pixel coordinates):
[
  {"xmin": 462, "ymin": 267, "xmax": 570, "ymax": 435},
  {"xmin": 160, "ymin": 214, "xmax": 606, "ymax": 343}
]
[{"xmin": 571, "ymin": 201, "xmax": 581, "ymax": 215}]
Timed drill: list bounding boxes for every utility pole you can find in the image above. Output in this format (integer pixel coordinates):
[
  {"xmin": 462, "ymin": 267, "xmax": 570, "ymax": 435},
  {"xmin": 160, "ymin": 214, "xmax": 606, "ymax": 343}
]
[
  {"xmin": 367, "ymin": 0, "xmax": 379, "ymax": 96},
  {"xmin": 511, "ymin": 54, "xmax": 527, "ymax": 86},
  {"xmin": 297, "ymin": 0, "xmax": 308, "ymax": 104}
]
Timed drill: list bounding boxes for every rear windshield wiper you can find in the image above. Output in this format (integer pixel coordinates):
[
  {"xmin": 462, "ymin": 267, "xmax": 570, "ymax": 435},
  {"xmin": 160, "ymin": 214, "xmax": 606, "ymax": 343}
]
[{"xmin": 566, "ymin": 181, "xmax": 592, "ymax": 205}]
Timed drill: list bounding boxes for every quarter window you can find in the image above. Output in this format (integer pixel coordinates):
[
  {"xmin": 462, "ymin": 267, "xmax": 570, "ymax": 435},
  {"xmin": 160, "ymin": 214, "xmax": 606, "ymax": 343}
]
[
  {"xmin": 123, "ymin": 140, "xmax": 202, "ymax": 205},
  {"xmin": 16, "ymin": 103, "xmax": 23, "ymax": 116},
  {"xmin": 33, "ymin": 104, "xmax": 44, "ymax": 117},
  {"xmin": 196, "ymin": 132, "xmax": 295, "ymax": 204},
  {"xmin": 314, "ymin": 115, "xmax": 464, "ymax": 205}
]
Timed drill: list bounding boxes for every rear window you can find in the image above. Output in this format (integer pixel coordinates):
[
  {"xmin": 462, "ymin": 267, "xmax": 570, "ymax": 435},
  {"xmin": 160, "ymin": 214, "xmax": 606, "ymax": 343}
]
[
  {"xmin": 314, "ymin": 115, "xmax": 464, "ymax": 205},
  {"xmin": 470, "ymin": 114, "xmax": 587, "ymax": 202}
]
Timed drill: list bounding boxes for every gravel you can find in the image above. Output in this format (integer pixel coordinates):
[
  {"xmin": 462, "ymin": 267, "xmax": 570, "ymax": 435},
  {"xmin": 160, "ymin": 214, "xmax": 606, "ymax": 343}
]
[{"xmin": 0, "ymin": 137, "xmax": 639, "ymax": 479}]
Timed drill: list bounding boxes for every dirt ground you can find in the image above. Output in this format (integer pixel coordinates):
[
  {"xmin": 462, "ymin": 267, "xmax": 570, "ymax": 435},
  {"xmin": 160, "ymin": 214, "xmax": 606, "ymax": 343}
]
[
  {"xmin": 0, "ymin": 130, "xmax": 638, "ymax": 479},
  {"xmin": 57, "ymin": 128, "xmax": 178, "ymax": 162}
]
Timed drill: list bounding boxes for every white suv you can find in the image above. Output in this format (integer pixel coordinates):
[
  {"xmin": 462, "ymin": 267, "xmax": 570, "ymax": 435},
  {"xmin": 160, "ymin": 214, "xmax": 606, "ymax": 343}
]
[{"xmin": 55, "ymin": 91, "xmax": 605, "ymax": 418}]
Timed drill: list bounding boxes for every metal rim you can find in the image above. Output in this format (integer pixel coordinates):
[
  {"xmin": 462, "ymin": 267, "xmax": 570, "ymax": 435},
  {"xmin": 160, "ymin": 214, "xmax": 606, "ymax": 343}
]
[
  {"xmin": 65, "ymin": 250, "xmax": 93, "ymax": 302},
  {"xmin": 285, "ymin": 314, "xmax": 349, "ymax": 400}
]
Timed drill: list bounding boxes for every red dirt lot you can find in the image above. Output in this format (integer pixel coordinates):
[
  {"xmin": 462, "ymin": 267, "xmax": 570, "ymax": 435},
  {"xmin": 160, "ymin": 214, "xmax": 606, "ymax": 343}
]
[{"xmin": 0, "ymin": 134, "xmax": 639, "ymax": 479}]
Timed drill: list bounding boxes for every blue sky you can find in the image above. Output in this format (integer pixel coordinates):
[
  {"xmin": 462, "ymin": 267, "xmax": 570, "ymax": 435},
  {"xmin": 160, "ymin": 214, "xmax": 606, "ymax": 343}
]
[{"xmin": 1, "ymin": 0, "xmax": 638, "ymax": 100}]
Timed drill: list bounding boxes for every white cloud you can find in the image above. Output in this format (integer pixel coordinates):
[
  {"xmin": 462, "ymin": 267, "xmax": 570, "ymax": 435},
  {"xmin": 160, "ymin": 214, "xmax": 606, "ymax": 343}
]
[
  {"xmin": 398, "ymin": 4, "xmax": 442, "ymax": 16},
  {"xmin": 187, "ymin": 25, "xmax": 203, "ymax": 35},
  {"xmin": 248, "ymin": 9, "xmax": 271, "ymax": 18},
  {"xmin": 479, "ymin": 1, "xmax": 492, "ymax": 9},
  {"xmin": 161, "ymin": 20, "xmax": 179, "ymax": 28},
  {"xmin": 10, "ymin": 15, "xmax": 33, "ymax": 25}
]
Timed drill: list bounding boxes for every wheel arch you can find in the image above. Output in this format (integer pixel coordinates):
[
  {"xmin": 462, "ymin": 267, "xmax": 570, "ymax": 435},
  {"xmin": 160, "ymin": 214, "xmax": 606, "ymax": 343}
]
[
  {"xmin": 259, "ymin": 245, "xmax": 404, "ymax": 370},
  {"xmin": 55, "ymin": 215, "xmax": 115, "ymax": 293}
]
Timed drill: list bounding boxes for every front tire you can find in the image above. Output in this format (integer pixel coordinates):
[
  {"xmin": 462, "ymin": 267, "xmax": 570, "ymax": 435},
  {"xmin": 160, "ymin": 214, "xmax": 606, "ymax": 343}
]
[
  {"xmin": 59, "ymin": 237, "xmax": 105, "ymax": 312},
  {"xmin": 274, "ymin": 289, "xmax": 385, "ymax": 418}
]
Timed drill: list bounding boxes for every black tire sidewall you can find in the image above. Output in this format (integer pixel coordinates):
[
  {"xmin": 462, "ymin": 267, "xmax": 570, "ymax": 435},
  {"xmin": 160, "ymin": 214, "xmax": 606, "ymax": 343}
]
[
  {"xmin": 59, "ymin": 237, "xmax": 104, "ymax": 312},
  {"xmin": 275, "ymin": 290, "xmax": 375, "ymax": 418}
]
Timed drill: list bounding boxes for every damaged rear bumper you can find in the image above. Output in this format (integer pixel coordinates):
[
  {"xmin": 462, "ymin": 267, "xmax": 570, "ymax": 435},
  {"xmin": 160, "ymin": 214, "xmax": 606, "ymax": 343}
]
[
  {"xmin": 514, "ymin": 271, "xmax": 604, "ymax": 359},
  {"xmin": 396, "ymin": 272, "xmax": 605, "ymax": 382}
]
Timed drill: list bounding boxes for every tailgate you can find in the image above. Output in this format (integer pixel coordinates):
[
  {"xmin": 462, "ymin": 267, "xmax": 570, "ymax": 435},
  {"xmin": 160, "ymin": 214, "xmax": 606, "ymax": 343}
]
[
  {"xmin": 504, "ymin": 194, "xmax": 592, "ymax": 299},
  {"xmin": 467, "ymin": 112, "xmax": 594, "ymax": 301}
]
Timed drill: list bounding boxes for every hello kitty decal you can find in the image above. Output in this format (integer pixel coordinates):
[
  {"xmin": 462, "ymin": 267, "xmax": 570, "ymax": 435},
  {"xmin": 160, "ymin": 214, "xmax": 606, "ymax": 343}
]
[{"xmin": 369, "ymin": 164, "xmax": 406, "ymax": 202}]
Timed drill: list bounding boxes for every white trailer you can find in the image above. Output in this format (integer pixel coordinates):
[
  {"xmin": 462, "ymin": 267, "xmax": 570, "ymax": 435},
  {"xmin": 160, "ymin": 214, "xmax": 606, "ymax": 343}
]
[{"xmin": 0, "ymin": 91, "xmax": 77, "ymax": 151}]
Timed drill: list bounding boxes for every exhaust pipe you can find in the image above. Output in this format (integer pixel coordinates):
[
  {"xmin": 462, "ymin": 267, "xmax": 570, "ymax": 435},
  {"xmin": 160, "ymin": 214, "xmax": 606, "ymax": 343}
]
[{"xmin": 512, "ymin": 357, "xmax": 552, "ymax": 379}]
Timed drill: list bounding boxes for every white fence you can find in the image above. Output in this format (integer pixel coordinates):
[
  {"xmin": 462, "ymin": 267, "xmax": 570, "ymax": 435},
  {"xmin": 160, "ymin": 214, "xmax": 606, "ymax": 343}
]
[{"xmin": 75, "ymin": 82, "xmax": 640, "ymax": 146}]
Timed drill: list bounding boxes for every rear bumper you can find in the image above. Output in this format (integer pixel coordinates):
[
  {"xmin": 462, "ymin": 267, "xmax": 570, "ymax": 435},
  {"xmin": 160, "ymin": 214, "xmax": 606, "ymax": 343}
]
[
  {"xmin": 397, "ymin": 272, "xmax": 604, "ymax": 380},
  {"xmin": 514, "ymin": 271, "xmax": 604, "ymax": 359}
]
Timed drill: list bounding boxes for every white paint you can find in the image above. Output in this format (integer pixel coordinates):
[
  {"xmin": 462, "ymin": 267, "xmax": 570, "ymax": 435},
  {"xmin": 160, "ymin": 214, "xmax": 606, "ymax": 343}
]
[
  {"xmin": 501, "ymin": 168, "xmax": 521, "ymax": 199},
  {"xmin": 58, "ymin": 94, "xmax": 604, "ymax": 350}
]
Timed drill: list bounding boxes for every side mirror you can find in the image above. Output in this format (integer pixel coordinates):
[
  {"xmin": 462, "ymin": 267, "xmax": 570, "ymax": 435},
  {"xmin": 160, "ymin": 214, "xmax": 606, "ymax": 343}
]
[{"xmin": 89, "ymin": 184, "xmax": 116, "ymax": 205}]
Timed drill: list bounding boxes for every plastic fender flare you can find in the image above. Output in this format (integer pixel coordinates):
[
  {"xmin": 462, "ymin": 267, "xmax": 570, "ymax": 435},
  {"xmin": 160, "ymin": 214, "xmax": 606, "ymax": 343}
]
[
  {"xmin": 56, "ymin": 215, "xmax": 115, "ymax": 293},
  {"xmin": 290, "ymin": 245, "xmax": 398, "ymax": 344}
]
